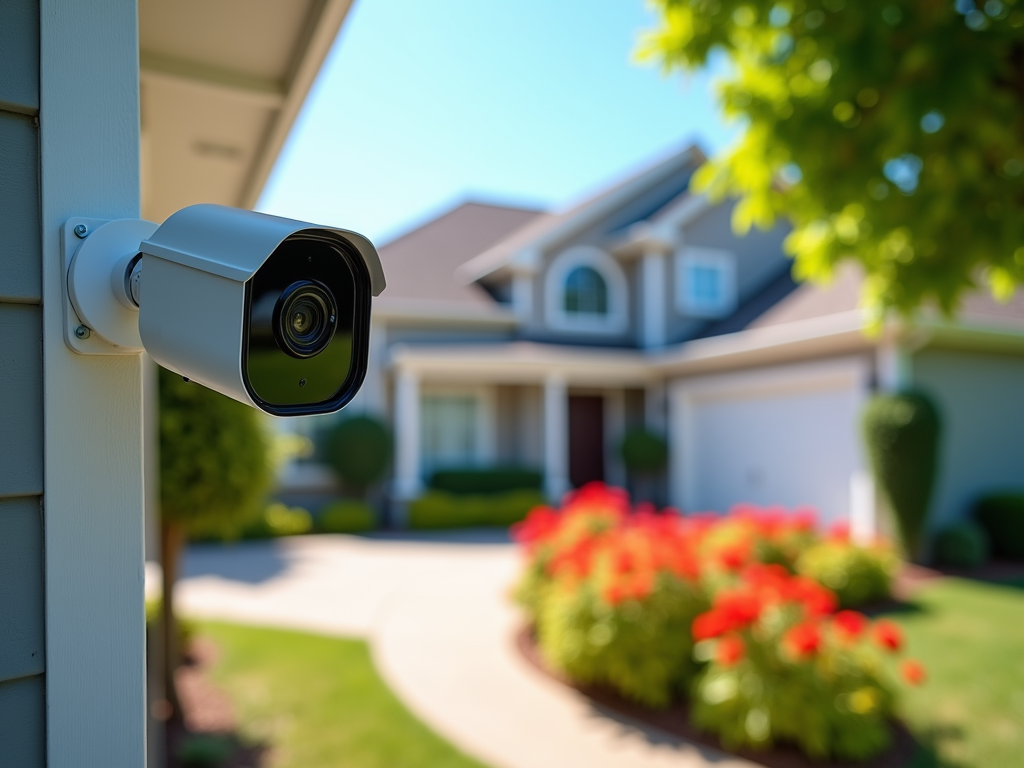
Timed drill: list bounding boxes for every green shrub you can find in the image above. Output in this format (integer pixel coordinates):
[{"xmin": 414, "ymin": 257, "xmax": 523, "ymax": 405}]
[
  {"xmin": 325, "ymin": 416, "xmax": 392, "ymax": 494},
  {"xmin": 619, "ymin": 428, "xmax": 669, "ymax": 473},
  {"xmin": 691, "ymin": 605, "xmax": 899, "ymax": 761},
  {"xmin": 159, "ymin": 367, "xmax": 272, "ymax": 541},
  {"xmin": 932, "ymin": 521, "xmax": 989, "ymax": 568},
  {"xmin": 862, "ymin": 392, "xmax": 941, "ymax": 559},
  {"xmin": 428, "ymin": 467, "xmax": 543, "ymax": 495},
  {"xmin": 538, "ymin": 574, "xmax": 704, "ymax": 709},
  {"xmin": 240, "ymin": 502, "xmax": 313, "ymax": 538},
  {"xmin": 317, "ymin": 499, "xmax": 376, "ymax": 533},
  {"xmin": 973, "ymin": 493, "xmax": 1024, "ymax": 561},
  {"xmin": 795, "ymin": 541, "xmax": 898, "ymax": 608},
  {"xmin": 408, "ymin": 489, "xmax": 545, "ymax": 529},
  {"xmin": 177, "ymin": 734, "xmax": 233, "ymax": 768}
]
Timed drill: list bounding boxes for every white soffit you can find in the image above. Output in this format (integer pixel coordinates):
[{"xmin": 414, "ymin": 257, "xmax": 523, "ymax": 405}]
[{"xmin": 139, "ymin": 0, "xmax": 354, "ymax": 222}]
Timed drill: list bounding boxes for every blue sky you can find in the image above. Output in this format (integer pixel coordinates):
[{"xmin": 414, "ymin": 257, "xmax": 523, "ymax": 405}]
[{"xmin": 258, "ymin": 0, "xmax": 735, "ymax": 244}]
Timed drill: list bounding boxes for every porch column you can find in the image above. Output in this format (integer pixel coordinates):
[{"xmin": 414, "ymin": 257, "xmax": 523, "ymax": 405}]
[
  {"xmin": 640, "ymin": 249, "xmax": 667, "ymax": 349},
  {"xmin": 645, "ymin": 381, "xmax": 666, "ymax": 431},
  {"xmin": 543, "ymin": 373, "xmax": 570, "ymax": 501},
  {"xmin": 393, "ymin": 367, "xmax": 422, "ymax": 501}
]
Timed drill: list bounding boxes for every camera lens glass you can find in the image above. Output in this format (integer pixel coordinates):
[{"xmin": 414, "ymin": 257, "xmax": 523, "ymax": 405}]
[
  {"xmin": 273, "ymin": 280, "xmax": 337, "ymax": 359},
  {"xmin": 245, "ymin": 233, "xmax": 369, "ymax": 413}
]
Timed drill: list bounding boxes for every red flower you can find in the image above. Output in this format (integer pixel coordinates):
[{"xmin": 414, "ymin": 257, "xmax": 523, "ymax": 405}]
[
  {"xmin": 832, "ymin": 610, "xmax": 868, "ymax": 642},
  {"xmin": 511, "ymin": 506, "xmax": 560, "ymax": 546},
  {"xmin": 714, "ymin": 589, "xmax": 763, "ymax": 628},
  {"xmin": 716, "ymin": 634, "xmax": 746, "ymax": 667},
  {"xmin": 783, "ymin": 621, "xmax": 823, "ymax": 660},
  {"xmin": 786, "ymin": 577, "xmax": 837, "ymax": 617},
  {"xmin": 828, "ymin": 520, "xmax": 851, "ymax": 542},
  {"xmin": 716, "ymin": 539, "xmax": 753, "ymax": 570},
  {"xmin": 693, "ymin": 610, "xmax": 729, "ymax": 641},
  {"xmin": 790, "ymin": 507, "xmax": 818, "ymax": 532},
  {"xmin": 873, "ymin": 619, "xmax": 903, "ymax": 653},
  {"xmin": 900, "ymin": 658, "xmax": 927, "ymax": 686}
]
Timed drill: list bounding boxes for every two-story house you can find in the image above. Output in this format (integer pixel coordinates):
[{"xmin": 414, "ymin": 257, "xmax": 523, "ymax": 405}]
[{"xmin": 287, "ymin": 144, "xmax": 1024, "ymax": 535}]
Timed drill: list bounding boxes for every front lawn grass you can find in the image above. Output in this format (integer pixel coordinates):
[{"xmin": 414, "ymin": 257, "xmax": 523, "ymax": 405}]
[
  {"xmin": 198, "ymin": 622, "xmax": 490, "ymax": 768},
  {"xmin": 893, "ymin": 577, "xmax": 1024, "ymax": 768}
]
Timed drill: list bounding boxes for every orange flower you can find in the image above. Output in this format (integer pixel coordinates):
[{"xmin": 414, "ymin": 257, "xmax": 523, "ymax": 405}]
[
  {"xmin": 783, "ymin": 621, "xmax": 822, "ymax": 660},
  {"xmin": 716, "ymin": 634, "xmax": 746, "ymax": 667},
  {"xmin": 603, "ymin": 583, "xmax": 625, "ymax": 606},
  {"xmin": 872, "ymin": 619, "xmax": 903, "ymax": 653},
  {"xmin": 900, "ymin": 658, "xmax": 927, "ymax": 686}
]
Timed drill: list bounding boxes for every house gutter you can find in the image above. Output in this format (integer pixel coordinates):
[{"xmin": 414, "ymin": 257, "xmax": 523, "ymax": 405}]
[{"xmin": 650, "ymin": 310, "xmax": 875, "ymax": 376}]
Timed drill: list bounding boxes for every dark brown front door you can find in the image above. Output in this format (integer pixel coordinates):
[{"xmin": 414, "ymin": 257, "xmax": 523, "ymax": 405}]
[{"xmin": 569, "ymin": 395, "xmax": 605, "ymax": 488}]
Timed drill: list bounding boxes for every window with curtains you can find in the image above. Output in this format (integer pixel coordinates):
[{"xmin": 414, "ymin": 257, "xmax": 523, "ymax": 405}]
[{"xmin": 420, "ymin": 394, "xmax": 479, "ymax": 475}]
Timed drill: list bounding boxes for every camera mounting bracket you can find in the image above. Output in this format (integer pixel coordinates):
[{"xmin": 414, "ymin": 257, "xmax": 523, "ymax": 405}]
[{"xmin": 61, "ymin": 217, "xmax": 158, "ymax": 355}]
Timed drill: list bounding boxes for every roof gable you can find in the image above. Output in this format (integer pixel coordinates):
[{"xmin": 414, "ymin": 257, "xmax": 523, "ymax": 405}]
[
  {"xmin": 375, "ymin": 201, "xmax": 545, "ymax": 308},
  {"xmin": 456, "ymin": 144, "xmax": 706, "ymax": 284}
]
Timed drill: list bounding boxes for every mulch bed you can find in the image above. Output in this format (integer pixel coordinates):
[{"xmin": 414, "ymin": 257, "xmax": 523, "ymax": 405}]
[
  {"xmin": 165, "ymin": 637, "xmax": 269, "ymax": 768},
  {"xmin": 515, "ymin": 627, "xmax": 920, "ymax": 768}
]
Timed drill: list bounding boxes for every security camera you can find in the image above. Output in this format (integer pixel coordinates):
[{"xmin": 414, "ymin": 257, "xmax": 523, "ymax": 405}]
[{"xmin": 61, "ymin": 204, "xmax": 386, "ymax": 416}]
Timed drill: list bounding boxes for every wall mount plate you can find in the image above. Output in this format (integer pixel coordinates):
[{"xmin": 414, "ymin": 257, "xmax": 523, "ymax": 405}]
[{"xmin": 61, "ymin": 217, "xmax": 158, "ymax": 355}]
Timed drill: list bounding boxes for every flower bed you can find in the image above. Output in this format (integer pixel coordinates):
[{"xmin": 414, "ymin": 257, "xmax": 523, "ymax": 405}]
[{"xmin": 512, "ymin": 483, "xmax": 922, "ymax": 764}]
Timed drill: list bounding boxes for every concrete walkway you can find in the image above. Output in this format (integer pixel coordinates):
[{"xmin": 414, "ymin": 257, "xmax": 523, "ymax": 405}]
[{"xmin": 178, "ymin": 533, "xmax": 754, "ymax": 768}]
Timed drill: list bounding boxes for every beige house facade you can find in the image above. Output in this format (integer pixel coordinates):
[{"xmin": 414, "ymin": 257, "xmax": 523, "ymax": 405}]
[{"xmin": 287, "ymin": 144, "xmax": 1024, "ymax": 536}]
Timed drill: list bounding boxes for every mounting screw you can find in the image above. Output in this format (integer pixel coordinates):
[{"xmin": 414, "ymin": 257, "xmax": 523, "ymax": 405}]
[
  {"xmin": 73, "ymin": 223, "xmax": 89, "ymax": 239},
  {"xmin": 74, "ymin": 325, "xmax": 91, "ymax": 340}
]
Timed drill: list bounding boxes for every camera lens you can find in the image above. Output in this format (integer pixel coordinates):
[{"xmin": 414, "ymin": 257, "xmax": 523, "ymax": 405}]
[{"xmin": 273, "ymin": 280, "xmax": 337, "ymax": 358}]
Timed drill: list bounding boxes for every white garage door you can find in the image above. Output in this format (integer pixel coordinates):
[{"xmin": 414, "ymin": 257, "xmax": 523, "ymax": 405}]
[{"xmin": 670, "ymin": 358, "xmax": 871, "ymax": 528}]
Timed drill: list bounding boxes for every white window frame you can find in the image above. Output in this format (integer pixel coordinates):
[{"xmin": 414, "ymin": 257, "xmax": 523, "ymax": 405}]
[
  {"xmin": 675, "ymin": 246, "xmax": 737, "ymax": 319},
  {"xmin": 419, "ymin": 384, "xmax": 496, "ymax": 478},
  {"xmin": 544, "ymin": 246, "xmax": 628, "ymax": 334}
]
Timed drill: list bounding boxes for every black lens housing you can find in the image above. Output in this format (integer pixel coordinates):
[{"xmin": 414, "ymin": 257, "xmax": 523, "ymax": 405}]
[
  {"xmin": 273, "ymin": 280, "xmax": 337, "ymax": 359},
  {"xmin": 242, "ymin": 231, "xmax": 372, "ymax": 417}
]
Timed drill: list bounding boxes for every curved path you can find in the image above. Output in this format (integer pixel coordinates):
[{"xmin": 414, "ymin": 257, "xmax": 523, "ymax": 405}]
[{"xmin": 177, "ymin": 533, "xmax": 754, "ymax": 768}]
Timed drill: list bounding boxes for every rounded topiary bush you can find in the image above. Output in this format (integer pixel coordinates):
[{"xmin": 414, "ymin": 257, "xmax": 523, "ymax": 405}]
[
  {"xmin": 861, "ymin": 392, "xmax": 941, "ymax": 560},
  {"xmin": 932, "ymin": 521, "xmax": 990, "ymax": 568},
  {"xmin": 324, "ymin": 415, "xmax": 392, "ymax": 494},
  {"xmin": 619, "ymin": 427, "xmax": 669, "ymax": 473},
  {"xmin": 973, "ymin": 493, "xmax": 1024, "ymax": 561}
]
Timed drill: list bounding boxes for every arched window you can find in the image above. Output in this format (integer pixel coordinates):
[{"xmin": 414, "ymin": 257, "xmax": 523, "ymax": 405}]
[
  {"xmin": 545, "ymin": 246, "xmax": 628, "ymax": 334},
  {"xmin": 564, "ymin": 266, "xmax": 608, "ymax": 316}
]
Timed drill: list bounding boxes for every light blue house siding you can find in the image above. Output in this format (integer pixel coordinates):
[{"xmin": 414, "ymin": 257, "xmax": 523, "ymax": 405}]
[
  {"xmin": 914, "ymin": 347, "xmax": 1024, "ymax": 529},
  {"xmin": 0, "ymin": 0, "xmax": 47, "ymax": 764}
]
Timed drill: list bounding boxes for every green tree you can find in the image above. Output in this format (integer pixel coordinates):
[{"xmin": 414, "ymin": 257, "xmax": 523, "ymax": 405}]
[
  {"xmin": 324, "ymin": 414, "xmax": 393, "ymax": 497},
  {"xmin": 861, "ymin": 392, "xmax": 942, "ymax": 560},
  {"xmin": 158, "ymin": 367, "xmax": 272, "ymax": 717},
  {"xmin": 641, "ymin": 0, "xmax": 1024, "ymax": 320}
]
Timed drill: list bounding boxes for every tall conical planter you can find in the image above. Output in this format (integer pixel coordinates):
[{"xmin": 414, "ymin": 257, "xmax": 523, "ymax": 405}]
[{"xmin": 861, "ymin": 392, "xmax": 941, "ymax": 561}]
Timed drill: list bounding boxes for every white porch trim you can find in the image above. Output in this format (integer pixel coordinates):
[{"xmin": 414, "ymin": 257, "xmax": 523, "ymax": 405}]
[
  {"xmin": 40, "ymin": 1, "xmax": 146, "ymax": 763},
  {"xmin": 543, "ymin": 374, "xmax": 570, "ymax": 500},
  {"xmin": 640, "ymin": 249, "xmax": 667, "ymax": 348},
  {"xmin": 393, "ymin": 368, "xmax": 422, "ymax": 503}
]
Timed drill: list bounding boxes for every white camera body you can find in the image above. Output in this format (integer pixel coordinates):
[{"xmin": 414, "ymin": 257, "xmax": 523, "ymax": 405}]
[{"xmin": 61, "ymin": 204, "xmax": 386, "ymax": 416}]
